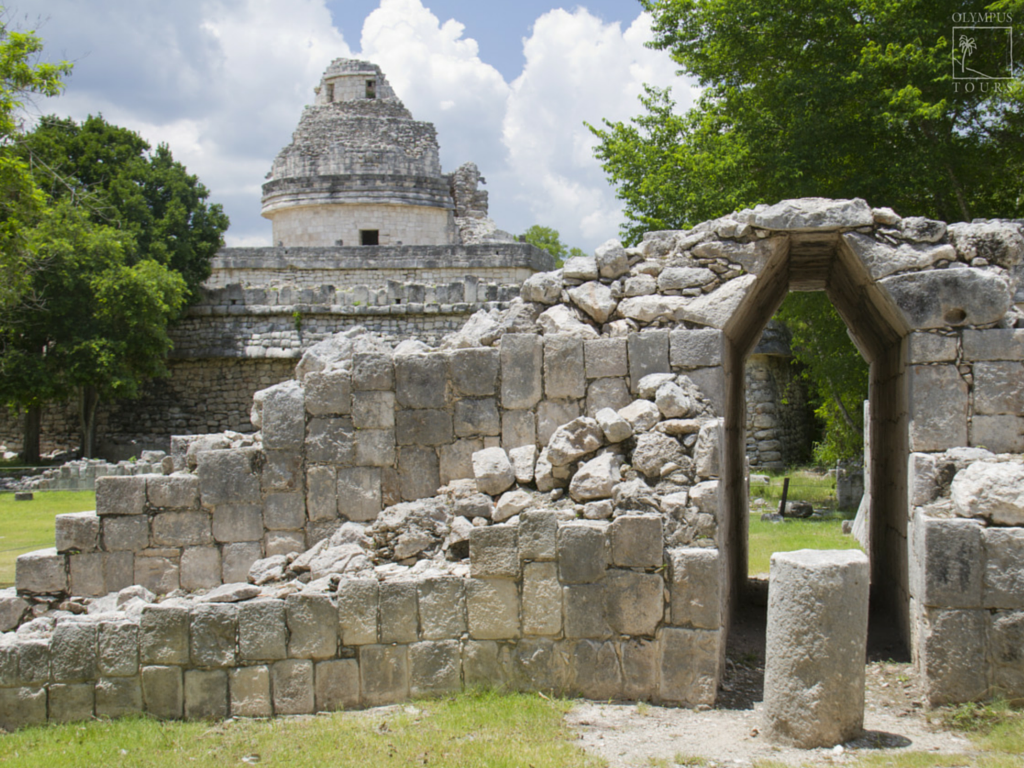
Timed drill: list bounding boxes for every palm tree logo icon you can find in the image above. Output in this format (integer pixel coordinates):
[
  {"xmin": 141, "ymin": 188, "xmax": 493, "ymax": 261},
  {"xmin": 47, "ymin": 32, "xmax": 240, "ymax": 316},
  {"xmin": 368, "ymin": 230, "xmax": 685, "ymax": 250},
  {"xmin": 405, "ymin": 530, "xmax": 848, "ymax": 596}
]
[{"xmin": 957, "ymin": 34, "xmax": 977, "ymax": 74}]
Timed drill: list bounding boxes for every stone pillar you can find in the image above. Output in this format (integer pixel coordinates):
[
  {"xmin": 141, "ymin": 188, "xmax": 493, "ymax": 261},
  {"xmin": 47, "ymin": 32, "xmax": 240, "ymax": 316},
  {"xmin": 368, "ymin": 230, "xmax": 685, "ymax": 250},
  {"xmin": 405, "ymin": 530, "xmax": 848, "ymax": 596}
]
[{"xmin": 762, "ymin": 549, "xmax": 869, "ymax": 748}]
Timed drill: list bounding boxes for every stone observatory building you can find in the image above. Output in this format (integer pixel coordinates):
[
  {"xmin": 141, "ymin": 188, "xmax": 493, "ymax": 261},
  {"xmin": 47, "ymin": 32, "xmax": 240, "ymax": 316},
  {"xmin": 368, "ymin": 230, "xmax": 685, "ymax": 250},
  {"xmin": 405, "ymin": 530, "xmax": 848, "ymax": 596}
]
[
  {"xmin": 0, "ymin": 59, "xmax": 551, "ymax": 459},
  {"xmin": 7, "ymin": 198, "xmax": 1024, "ymax": 729}
]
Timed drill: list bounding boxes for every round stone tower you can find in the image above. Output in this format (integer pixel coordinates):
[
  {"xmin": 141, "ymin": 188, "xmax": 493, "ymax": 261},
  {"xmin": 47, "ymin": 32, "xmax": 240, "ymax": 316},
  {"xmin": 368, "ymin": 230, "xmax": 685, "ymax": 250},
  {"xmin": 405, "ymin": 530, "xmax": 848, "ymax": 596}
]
[{"xmin": 261, "ymin": 59, "xmax": 458, "ymax": 247}]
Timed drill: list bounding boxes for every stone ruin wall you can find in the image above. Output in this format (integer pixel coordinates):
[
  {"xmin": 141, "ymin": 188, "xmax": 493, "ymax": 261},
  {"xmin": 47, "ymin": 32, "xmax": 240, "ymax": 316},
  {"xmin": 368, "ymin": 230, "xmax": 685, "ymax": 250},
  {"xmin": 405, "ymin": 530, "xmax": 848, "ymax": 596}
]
[{"xmin": 3, "ymin": 198, "xmax": 1024, "ymax": 728}]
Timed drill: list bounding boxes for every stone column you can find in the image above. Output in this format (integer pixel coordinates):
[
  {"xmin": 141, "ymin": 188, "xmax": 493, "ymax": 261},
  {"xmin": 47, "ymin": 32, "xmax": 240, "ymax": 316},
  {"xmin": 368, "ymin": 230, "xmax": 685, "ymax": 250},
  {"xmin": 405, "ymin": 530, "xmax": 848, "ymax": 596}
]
[{"xmin": 762, "ymin": 549, "xmax": 869, "ymax": 748}]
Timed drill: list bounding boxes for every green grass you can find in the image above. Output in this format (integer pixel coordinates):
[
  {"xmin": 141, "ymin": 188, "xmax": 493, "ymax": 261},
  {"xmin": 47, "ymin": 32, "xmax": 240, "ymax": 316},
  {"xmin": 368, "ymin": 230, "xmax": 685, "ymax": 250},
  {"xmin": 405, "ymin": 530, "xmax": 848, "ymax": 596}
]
[
  {"xmin": 747, "ymin": 469, "xmax": 859, "ymax": 577},
  {"xmin": 0, "ymin": 690, "xmax": 604, "ymax": 768},
  {"xmin": 0, "ymin": 490, "xmax": 95, "ymax": 587}
]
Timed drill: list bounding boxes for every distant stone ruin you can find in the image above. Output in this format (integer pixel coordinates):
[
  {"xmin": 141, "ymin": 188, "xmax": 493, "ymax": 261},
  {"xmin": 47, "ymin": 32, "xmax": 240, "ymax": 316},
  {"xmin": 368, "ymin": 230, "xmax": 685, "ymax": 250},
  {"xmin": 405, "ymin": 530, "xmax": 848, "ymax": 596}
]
[{"xmin": 3, "ymin": 197, "xmax": 1023, "ymax": 728}]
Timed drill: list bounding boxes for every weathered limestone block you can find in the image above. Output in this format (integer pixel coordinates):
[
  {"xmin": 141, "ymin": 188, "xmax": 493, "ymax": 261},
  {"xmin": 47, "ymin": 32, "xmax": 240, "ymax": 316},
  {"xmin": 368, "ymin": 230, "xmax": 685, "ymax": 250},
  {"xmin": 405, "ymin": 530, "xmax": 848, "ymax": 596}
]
[
  {"xmin": 197, "ymin": 449, "xmax": 261, "ymax": 506},
  {"xmin": 396, "ymin": 409, "xmax": 451, "ymax": 446},
  {"xmin": 632, "ymin": 432, "xmax": 686, "ymax": 479},
  {"xmin": 190, "ymin": 603, "xmax": 238, "ymax": 668},
  {"xmin": 908, "ymin": 331, "xmax": 959, "ymax": 363},
  {"xmin": 52, "ymin": 622, "xmax": 98, "ymax": 683},
  {"xmin": 678, "ymin": 275, "xmax": 757, "ymax": 329},
  {"xmin": 743, "ymin": 197, "xmax": 873, "ymax": 230},
  {"xmin": 546, "ymin": 417, "xmax": 604, "ymax": 466},
  {"xmin": 563, "ymin": 255, "xmax": 598, "ymax": 280},
  {"xmin": 570, "ymin": 639, "xmax": 622, "ymax": 700},
  {"xmin": 440, "ymin": 438, "xmax": 483, "ymax": 484},
  {"xmin": 15, "ymin": 548, "xmax": 67, "ymax": 593},
  {"xmin": 238, "ymin": 599, "xmax": 288, "ymax": 660},
  {"xmin": 763, "ymin": 550, "xmax": 869, "ymax": 748},
  {"xmin": 558, "ymin": 522, "xmax": 609, "ymax": 584},
  {"xmin": 657, "ymin": 266, "xmax": 716, "ymax": 292},
  {"xmin": 152, "ymin": 511, "xmax": 213, "ymax": 547},
  {"xmin": 627, "ymin": 331, "xmax": 670, "ymax": 392},
  {"xmin": 99, "ymin": 621, "xmax": 139, "ymax": 677},
  {"xmin": 0, "ymin": 590, "xmax": 29, "ymax": 633},
  {"xmin": 951, "ymin": 461, "xmax": 1024, "ymax": 525},
  {"xmin": 538, "ymin": 304, "xmax": 599, "ymax": 338},
  {"xmin": 611, "ymin": 514, "xmax": 663, "ymax": 568},
  {"xmin": 500, "ymin": 333, "xmax": 543, "ymax": 410},
  {"xmin": 141, "ymin": 605, "xmax": 190, "ymax": 665},
  {"xmin": 494, "ymin": 488, "xmax": 532, "ymax": 522},
  {"xmin": 569, "ymin": 452, "xmax": 620, "ymax": 502},
  {"xmin": 379, "ymin": 581, "xmax": 418, "ymax": 644},
  {"xmin": 668, "ymin": 548, "xmax": 721, "ymax": 629},
  {"xmin": 262, "ymin": 451, "xmax": 304, "ymax": 493},
  {"xmin": 694, "ymin": 420, "xmax": 721, "ymax": 479},
  {"xmin": 410, "ymin": 640, "xmax": 462, "ymax": 697},
  {"xmin": 881, "ymin": 268, "xmax": 1011, "ymax": 329},
  {"xmin": 596, "ymin": 238, "xmax": 629, "ymax": 278},
  {"xmin": 337, "ymin": 578, "xmax": 379, "ymax": 645},
  {"xmin": 311, "ymin": 659, "xmax": 358, "ymax": 712},
  {"xmin": 472, "ymin": 447, "xmax": 515, "ymax": 495},
  {"xmin": 360, "ymin": 645, "xmax": 409, "ymax": 706},
  {"xmin": 336, "ymin": 467, "xmax": 381, "ymax": 522},
  {"xmin": 418, "ymin": 577, "xmax": 466, "ymax": 640},
  {"xmin": 148, "ymin": 474, "xmax": 200, "ymax": 510},
  {"xmin": 260, "ymin": 380, "xmax": 306, "ymax": 451},
  {"xmin": 287, "ymin": 593, "xmax": 337, "ymax": 659},
  {"xmin": 103, "ymin": 515, "xmax": 150, "ymax": 551},
  {"xmin": 658, "ymin": 627, "xmax": 721, "ymax": 706},
  {"xmin": 306, "ymin": 417, "xmax": 356, "ymax": 464},
  {"xmin": 586, "ymin": 377, "xmax": 632, "ymax": 417},
  {"xmin": 467, "ymin": 578, "xmax": 520, "ymax": 640},
  {"xmin": 521, "ymin": 270, "xmax": 563, "ymax": 304},
  {"xmin": 914, "ymin": 514, "xmax": 983, "ymax": 608},
  {"xmin": 618, "ymin": 399, "xmax": 661, "ymax": 433},
  {"xmin": 974, "ymin": 361, "xmax": 1024, "ymax": 415},
  {"xmin": 352, "ymin": 390, "xmax": 395, "ymax": 430},
  {"xmin": 606, "ymin": 570, "xmax": 663, "ymax": 635},
  {"xmin": 655, "ymin": 382, "xmax": 695, "ymax": 419},
  {"xmin": 105, "ymin": 551, "xmax": 136, "ymax": 594},
  {"xmin": 983, "ymin": 528, "xmax": 1024, "ymax": 609},
  {"xmin": 265, "ymin": 531, "xmax": 304, "ymax": 557},
  {"xmin": 142, "ymin": 665, "xmax": 183, "ymax": 720},
  {"xmin": 96, "ymin": 475, "xmax": 147, "ymax": 516},
  {"xmin": 971, "ymin": 414, "xmax": 1024, "ymax": 453},
  {"xmin": 222, "ymin": 542, "xmax": 262, "ymax": 584},
  {"xmin": 842, "ymin": 231, "xmax": 953, "ymax": 280},
  {"xmin": 989, "ymin": 610, "xmax": 1024, "ymax": 698},
  {"xmin": 69, "ymin": 552, "xmax": 106, "ymax": 597},
  {"xmin": 352, "ymin": 352, "xmax": 394, "ymax": 392},
  {"xmin": 453, "ymin": 398, "xmax": 500, "ymax": 438},
  {"xmin": 272, "ymin": 659, "xmax": 315, "ymax": 715},
  {"xmin": 470, "ymin": 525, "xmax": 519, "ymax": 578},
  {"xmin": 948, "ymin": 220, "xmax": 1024, "ymax": 269},
  {"xmin": 543, "ymin": 335, "xmax": 586, "ymax": 400},
  {"xmin": 48, "ymin": 683, "xmax": 95, "ymax": 724},
  {"xmin": 263, "ymin": 492, "xmax": 305, "ymax": 531},
  {"xmin": 963, "ymin": 328, "xmax": 1024, "ymax": 361},
  {"xmin": 621, "ymin": 638, "xmax": 659, "ymax": 700},
  {"xmin": 229, "ymin": 665, "xmax": 272, "ymax": 717},
  {"xmin": 569, "ymin": 281, "xmax": 617, "ymax": 324},
  {"xmin": 617, "ymin": 295, "xmax": 686, "ymax": 323},
  {"xmin": 563, "ymin": 583, "xmax": 611, "ymax": 639},
  {"xmin": 212, "ymin": 503, "xmax": 263, "ymax": 543},
  {"xmin": 513, "ymin": 638, "xmax": 571, "ymax": 693},
  {"xmin": 918, "ymin": 607, "xmax": 989, "ymax": 705},
  {"xmin": 448, "ymin": 347, "xmax": 500, "ymax": 396},
  {"xmin": 462, "ymin": 640, "xmax": 508, "ymax": 688},
  {"xmin": 304, "ymin": 368, "xmax": 352, "ymax": 417},
  {"xmin": 135, "ymin": 554, "xmax": 180, "ymax": 595},
  {"xmin": 95, "ymin": 676, "xmax": 143, "ymax": 718},
  {"xmin": 56, "ymin": 512, "xmax": 101, "ymax": 553},
  {"xmin": 595, "ymin": 407, "xmax": 632, "ymax": 444},
  {"xmin": 523, "ymin": 562, "xmax": 562, "ymax": 636},
  {"xmin": 537, "ymin": 400, "xmax": 581, "ymax": 446},
  {"xmin": 520, "ymin": 510, "xmax": 558, "ymax": 561},
  {"xmin": 398, "ymin": 446, "xmax": 441, "ymax": 502},
  {"xmin": 0, "ymin": 686, "xmax": 47, "ymax": 731},
  {"xmin": 184, "ymin": 668, "xmax": 228, "ymax": 720},
  {"xmin": 584, "ymin": 338, "xmax": 628, "ymax": 380}
]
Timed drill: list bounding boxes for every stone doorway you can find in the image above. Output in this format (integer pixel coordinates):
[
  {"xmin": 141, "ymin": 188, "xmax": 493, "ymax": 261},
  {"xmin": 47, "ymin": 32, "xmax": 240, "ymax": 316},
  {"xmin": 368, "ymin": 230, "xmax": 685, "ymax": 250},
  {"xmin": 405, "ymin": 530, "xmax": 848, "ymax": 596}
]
[{"xmin": 720, "ymin": 229, "xmax": 911, "ymax": 657}]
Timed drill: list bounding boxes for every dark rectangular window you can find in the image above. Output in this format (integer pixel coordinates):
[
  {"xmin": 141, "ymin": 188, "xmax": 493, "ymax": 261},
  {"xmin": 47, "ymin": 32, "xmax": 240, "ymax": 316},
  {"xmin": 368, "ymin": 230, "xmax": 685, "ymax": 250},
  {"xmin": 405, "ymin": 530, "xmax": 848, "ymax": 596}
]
[
  {"xmin": 326, "ymin": 83, "xmax": 334, "ymax": 102},
  {"xmin": 360, "ymin": 229, "xmax": 379, "ymax": 245},
  {"xmin": 366, "ymin": 79, "xmax": 376, "ymax": 99}
]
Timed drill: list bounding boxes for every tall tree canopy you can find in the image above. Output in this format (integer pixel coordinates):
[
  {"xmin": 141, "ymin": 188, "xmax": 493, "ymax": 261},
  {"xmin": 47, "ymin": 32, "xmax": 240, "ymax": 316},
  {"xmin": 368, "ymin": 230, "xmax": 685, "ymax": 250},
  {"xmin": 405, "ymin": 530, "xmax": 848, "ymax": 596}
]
[
  {"xmin": 520, "ymin": 224, "xmax": 586, "ymax": 267},
  {"xmin": 590, "ymin": 0, "xmax": 1024, "ymax": 462},
  {"xmin": 18, "ymin": 115, "xmax": 229, "ymax": 300},
  {"xmin": 592, "ymin": 0, "xmax": 1024, "ymax": 242}
]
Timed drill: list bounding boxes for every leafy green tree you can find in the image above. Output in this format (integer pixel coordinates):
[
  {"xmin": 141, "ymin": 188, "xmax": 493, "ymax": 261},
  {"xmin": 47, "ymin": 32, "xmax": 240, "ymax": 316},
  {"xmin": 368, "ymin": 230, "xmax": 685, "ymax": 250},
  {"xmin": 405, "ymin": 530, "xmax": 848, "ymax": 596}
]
[
  {"xmin": 589, "ymin": 0, "xmax": 1024, "ymax": 462},
  {"xmin": 19, "ymin": 114, "xmax": 229, "ymax": 300},
  {"xmin": 0, "ymin": 21, "xmax": 71, "ymax": 312},
  {"xmin": 0, "ymin": 203, "xmax": 187, "ymax": 458},
  {"xmin": 521, "ymin": 224, "xmax": 586, "ymax": 267}
]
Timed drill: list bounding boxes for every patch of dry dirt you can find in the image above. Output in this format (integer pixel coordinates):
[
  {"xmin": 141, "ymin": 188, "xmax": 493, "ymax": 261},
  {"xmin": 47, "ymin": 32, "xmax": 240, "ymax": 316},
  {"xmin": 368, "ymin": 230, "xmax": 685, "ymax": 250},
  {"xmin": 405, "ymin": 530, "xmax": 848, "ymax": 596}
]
[{"xmin": 566, "ymin": 582, "xmax": 976, "ymax": 767}]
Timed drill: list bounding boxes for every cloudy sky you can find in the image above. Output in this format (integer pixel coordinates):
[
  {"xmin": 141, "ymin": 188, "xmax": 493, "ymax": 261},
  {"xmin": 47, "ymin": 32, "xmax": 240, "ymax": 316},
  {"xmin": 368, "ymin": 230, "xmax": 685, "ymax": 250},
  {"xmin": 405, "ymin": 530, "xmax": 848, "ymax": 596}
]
[{"xmin": 13, "ymin": 0, "xmax": 698, "ymax": 252}]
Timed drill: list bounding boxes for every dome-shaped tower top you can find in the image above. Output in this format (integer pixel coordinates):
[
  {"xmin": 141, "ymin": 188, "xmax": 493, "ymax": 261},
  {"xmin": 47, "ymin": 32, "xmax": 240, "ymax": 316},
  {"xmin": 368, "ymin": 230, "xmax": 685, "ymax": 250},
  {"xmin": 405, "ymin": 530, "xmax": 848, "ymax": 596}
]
[{"xmin": 261, "ymin": 58, "xmax": 457, "ymax": 248}]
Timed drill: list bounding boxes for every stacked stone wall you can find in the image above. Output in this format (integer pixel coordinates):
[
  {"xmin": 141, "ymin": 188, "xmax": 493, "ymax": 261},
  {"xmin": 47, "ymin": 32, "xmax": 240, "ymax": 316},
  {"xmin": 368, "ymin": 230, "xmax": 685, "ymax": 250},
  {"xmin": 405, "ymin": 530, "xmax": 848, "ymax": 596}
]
[
  {"xmin": 268, "ymin": 202, "xmax": 454, "ymax": 248},
  {"xmin": 744, "ymin": 354, "xmax": 811, "ymax": 470}
]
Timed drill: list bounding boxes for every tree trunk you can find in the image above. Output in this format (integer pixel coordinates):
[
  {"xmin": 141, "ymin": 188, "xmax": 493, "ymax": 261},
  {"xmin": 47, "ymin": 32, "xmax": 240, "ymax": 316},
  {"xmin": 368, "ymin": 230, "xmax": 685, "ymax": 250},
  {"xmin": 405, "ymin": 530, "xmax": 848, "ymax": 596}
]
[
  {"xmin": 77, "ymin": 386, "xmax": 99, "ymax": 459},
  {"xmin": 22, "ymin": 405, "xmax": 41, "ymax": 464}
]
